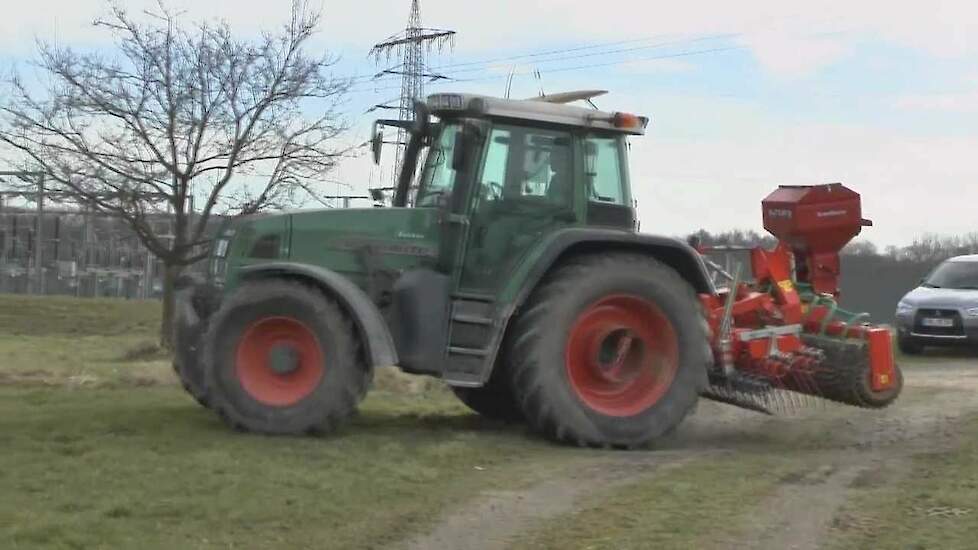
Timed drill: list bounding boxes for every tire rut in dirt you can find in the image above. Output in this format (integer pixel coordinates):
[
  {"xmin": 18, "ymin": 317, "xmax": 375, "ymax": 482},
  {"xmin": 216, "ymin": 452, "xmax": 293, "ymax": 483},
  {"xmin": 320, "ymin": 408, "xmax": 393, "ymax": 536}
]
[
  {"xmin": 506, "ymin": 253, "xmax": 711, "ymax": 448},
  {"xmin": 203, "ymin": 278, "xmax": 371, "ymax": 435}
]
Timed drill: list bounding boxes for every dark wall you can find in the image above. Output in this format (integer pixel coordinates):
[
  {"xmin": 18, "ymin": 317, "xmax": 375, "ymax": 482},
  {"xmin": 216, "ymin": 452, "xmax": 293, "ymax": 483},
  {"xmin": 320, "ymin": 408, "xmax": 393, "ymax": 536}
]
[{"xmin": 838, "ymin": 255, "xmax": 937, "ymax": 322}]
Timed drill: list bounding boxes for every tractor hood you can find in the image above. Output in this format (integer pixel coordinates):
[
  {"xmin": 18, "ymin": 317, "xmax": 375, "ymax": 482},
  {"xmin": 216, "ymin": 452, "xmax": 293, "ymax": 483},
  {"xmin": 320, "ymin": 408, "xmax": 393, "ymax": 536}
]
[{"xmin": 285, "ymin": 207, "xmax": 443, "ymax": 280}]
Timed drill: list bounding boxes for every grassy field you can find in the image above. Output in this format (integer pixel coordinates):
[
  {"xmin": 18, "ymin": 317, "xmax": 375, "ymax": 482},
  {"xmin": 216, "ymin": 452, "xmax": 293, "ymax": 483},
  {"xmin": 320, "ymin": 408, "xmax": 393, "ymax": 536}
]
[
  {"xmin": 0, "ymin": 295, "xmax": 169, "ymax": 387},
  {"xmin": 0, "ymin": 296, "xmax": 583, "ymax": 549},
  {"xmin": 1, "ymin": 294, "xmax": 976, "ymax": 549},
  {"xmin": 0, "ymin": 387, "xmax": 585, "ymax": 549},
  {"xmin": 827, "ymin": 415, "xmax": 978, "ymax": 550}
]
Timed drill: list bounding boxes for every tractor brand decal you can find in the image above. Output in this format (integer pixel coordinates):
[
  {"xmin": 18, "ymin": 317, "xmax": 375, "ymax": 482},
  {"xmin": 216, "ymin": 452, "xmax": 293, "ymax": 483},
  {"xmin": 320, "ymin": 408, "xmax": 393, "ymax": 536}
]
[
  {"xmin": 331, "ymin": 238, "xmax": 437, "ymax": 258},
  {"xmin": 396, "ymin": 231, "xmax": 426, "ymax": 240},
  {"xmin": 767, "ymin": 208, "xmax": 792, "ymax": 219},
  {"xmin": 816, "ymin": 209, "xmax": 847, "ymax": 218},
  {"xmin": 778, "ymin": 280, "xmax": 795, "ymax": 292}
]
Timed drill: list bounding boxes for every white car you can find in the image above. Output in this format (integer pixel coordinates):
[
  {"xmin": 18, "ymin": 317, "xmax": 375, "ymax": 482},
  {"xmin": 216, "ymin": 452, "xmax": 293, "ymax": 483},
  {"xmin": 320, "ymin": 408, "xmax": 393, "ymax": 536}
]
[{"xmin": 895, "ymin": 254, "xmax": 978, "ymax": 353}]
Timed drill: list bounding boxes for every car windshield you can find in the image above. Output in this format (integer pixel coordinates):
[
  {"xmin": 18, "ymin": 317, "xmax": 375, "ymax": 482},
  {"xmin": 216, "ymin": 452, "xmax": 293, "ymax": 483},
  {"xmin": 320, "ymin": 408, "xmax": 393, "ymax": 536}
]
[
  {"xmin": 415, "ymin": 122, "xmax": 461, "ymax": 207},
  {"xmin": 922, "ymin": 260, "xmax": 978, "ymax": 289}
]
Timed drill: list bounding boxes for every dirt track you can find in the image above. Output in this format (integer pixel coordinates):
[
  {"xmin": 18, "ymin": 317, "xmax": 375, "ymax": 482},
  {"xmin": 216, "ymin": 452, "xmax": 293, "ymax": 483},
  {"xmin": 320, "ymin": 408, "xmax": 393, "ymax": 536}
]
[{"xmin": 400, "ymin": 359, "xmax": 978, "ymax": 550}]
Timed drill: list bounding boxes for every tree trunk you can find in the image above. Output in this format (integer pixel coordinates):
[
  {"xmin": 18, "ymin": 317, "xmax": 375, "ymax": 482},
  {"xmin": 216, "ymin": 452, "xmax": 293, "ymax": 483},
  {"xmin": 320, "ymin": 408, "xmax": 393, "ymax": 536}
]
[{"xmin": 160, "ymin": 262, "xmax": 183, "ymax": 350}]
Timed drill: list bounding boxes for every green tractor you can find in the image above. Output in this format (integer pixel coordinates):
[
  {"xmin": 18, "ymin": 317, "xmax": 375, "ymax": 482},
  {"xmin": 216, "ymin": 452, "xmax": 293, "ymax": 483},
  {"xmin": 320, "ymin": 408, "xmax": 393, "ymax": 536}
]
[{"xmin": 174, "ymin": 91, "xmax": 715, "ymax": 447}]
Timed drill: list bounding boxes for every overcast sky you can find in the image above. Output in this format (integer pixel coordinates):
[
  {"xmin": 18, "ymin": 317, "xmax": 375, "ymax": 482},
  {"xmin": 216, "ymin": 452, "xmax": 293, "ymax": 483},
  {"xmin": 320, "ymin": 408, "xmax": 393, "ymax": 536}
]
[{"xmin": 2, "ymin": 1, "xmax": 977, "ymax": 247}]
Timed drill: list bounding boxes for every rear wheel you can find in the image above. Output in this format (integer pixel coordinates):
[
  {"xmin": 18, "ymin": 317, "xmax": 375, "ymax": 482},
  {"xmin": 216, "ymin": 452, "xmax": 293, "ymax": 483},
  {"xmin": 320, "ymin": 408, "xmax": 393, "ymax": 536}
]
[
  {"xmin": 451, "ymin": 364, "xmax": 524, "ymax": 423},
  {"xmin": 507, "ymin": 253, "xmax": 709, "ymax": 448},
  {"xmin": 203, "ymin": 279, "xmax": 371, "ymax": 435}
]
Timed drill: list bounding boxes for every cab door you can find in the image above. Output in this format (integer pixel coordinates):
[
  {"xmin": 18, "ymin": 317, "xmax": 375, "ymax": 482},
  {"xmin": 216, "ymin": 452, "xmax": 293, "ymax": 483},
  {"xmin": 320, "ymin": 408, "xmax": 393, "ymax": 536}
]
[
  {"xmin": 440, "ymin": 122, "xmax": 579, "ymax": 384},
  {"xmin": 458, "ymin": 122, "xmax": 578, "ymax": 294}
]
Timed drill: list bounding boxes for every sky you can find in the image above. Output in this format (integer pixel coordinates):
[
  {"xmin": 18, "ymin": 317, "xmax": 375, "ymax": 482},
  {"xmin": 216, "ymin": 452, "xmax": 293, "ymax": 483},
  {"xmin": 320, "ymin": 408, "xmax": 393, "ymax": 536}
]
[{"xmin": 1, "ymin": 0, "xmax": 977, "ymax": 248}]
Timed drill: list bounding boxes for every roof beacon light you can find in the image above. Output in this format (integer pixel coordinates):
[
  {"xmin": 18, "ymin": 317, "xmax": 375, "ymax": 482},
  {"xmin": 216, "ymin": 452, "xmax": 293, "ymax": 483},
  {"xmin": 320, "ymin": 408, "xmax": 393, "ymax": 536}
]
[{"xmin": 612, "ymin": 112, "xmax": 646, "ymax": 130}]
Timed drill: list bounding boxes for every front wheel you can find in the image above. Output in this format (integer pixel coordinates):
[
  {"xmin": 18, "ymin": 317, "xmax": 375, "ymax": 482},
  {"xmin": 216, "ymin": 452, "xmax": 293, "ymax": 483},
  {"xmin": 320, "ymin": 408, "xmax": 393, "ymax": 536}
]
[
  {"xmin": 203, "ymin": 279, "xmax": 371, "ymax": 435},
  {"xmin": 172, "ymin": 290, "xmax": 209, "ymax": 408},
  {"xmin": 506, "ymin": 253, "xmax": 710, "ymax": 448}
]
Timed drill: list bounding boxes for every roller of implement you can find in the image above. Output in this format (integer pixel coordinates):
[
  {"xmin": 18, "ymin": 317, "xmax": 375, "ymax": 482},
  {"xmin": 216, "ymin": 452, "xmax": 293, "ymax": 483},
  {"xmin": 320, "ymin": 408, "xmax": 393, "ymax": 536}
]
[{"xmin": 694, "ymin": 182, "xmax": 903, "ymax": 414}]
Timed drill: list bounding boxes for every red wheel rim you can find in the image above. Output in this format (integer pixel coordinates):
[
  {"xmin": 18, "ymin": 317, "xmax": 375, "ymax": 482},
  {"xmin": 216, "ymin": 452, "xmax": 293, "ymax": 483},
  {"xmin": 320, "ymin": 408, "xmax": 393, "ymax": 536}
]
[
  {"xmin": 235, "ymin": 316, "xmax": 325, "ymax": 407},
  {"xmin": 565, "ymin": 295, "xmax": 679, "ymax": 417}
]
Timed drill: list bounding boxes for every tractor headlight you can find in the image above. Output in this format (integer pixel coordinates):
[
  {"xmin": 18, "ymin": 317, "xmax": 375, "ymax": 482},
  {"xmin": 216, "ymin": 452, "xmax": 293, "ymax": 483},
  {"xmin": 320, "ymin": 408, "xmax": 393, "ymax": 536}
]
[
  {"xmin": 209, "ymin": 234, "xmax": 233, "ymax": 282},
  {"xmin": 427, "ymin": 93, "xmax": 465, "ymax": 111},
  {"xmin": 214, "ymin": 238, "xmax": 230, "ymax": 258},
  {"xmin": 964, "ymin": 307, "xmax": 978, "ymax": 318},
  {"xmin": 896, "ymin": 301, "xmax": 914, "ymax": 315}
]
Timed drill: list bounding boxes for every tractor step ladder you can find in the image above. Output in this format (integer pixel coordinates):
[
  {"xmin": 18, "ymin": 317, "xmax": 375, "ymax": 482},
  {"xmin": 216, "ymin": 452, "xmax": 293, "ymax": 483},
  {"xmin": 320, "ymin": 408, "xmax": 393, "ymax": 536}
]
[{"xmin": 444, "ymin": 292, "xmax": 495, "ymax": 386}]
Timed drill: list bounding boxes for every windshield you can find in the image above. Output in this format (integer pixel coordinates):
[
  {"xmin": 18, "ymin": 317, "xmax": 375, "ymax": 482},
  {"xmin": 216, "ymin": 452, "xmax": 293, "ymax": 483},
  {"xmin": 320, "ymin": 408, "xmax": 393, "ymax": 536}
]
[
  {"xmin": 415, "ymin": 122, "xmax": 461, "ymax": 207},
  {"xmin": 922, "ymin": 260, "xmax": 978, "ymax": 289}
]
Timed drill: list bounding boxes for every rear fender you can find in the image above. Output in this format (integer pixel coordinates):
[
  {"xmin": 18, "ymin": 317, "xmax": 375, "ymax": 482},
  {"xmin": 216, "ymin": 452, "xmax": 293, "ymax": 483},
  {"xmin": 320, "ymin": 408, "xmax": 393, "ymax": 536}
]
[{"xmin": 238, "ymin": 263, "xmax": 398, "ymax": 369}]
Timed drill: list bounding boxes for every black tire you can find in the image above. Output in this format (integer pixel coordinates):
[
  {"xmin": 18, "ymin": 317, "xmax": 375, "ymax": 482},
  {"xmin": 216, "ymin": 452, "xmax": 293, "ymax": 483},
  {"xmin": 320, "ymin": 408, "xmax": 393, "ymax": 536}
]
[
  {"xmin": 203, "ymin": 279, "xmax": 371, "ymax": 435},
  {"xmin": 172, "ymin": 354, "xmax": 209, "ymax": 409},
  {"xmin": 172, "ymin": 296, "xmax": 209, "ymax": 408},
  {"xmin": 451, "ymin": 364, "xmax": 524, "ymax": 423},
  {"xmin": 506, "ymin": 253, "xmax": 710, "ymax": 448},
  {"xmin": 897, "ymin": 335, "xmax": 923, "ymax": 355},
  {"xmin": 802, "ymin": 335, "xmax": 904, "ymax": 409}
]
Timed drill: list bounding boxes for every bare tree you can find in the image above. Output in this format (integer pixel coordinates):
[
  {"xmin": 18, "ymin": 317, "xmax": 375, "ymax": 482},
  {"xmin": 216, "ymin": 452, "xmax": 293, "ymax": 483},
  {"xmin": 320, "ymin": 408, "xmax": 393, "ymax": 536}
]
[
  {"xmin": 842, "ymin": 239, "xmax": 879, "ymax": 257},
  {"xmin": 0, "ymin": 1, "xmax": 350, "ymax": 347}
]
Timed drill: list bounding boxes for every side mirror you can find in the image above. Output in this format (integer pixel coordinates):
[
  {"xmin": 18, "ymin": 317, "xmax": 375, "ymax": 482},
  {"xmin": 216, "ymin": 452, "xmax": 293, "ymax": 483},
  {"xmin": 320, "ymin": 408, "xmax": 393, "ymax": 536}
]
[
  {"xmin": 412, "ymin": 100, "xmax": 430, "ymax": 136},
  {"xmin": 369, "ymin": 188, "xmax": 386, "ymax": 207},
  {"xmin": 370, "ymin": 122, "xmax": 383, "ymax": 165}
]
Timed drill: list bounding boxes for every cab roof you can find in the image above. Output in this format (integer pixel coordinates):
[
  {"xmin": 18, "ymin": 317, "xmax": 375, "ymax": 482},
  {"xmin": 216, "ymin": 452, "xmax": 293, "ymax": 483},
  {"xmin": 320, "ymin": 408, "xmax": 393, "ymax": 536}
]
[
  {"xmin": 948, "ymin": 254, "xmax": 978, "ymax": 263},
  {"xmin": 426, "ymin": 91, "xmax": 649, "ymax": 135}
]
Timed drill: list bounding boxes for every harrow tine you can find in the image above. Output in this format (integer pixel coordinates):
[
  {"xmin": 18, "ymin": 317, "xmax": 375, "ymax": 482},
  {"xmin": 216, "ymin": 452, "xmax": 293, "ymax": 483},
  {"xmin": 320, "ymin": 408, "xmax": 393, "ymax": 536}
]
[{"xmin": 702, "ymin": 369, "xmax": 777, "ymax": 415}]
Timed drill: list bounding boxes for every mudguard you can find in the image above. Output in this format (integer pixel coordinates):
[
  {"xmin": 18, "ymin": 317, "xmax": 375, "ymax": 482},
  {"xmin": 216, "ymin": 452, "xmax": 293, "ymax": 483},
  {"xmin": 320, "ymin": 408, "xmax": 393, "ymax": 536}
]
[
  {"xmin": 500, "ymin": 228, "xmax": 716, "ymax": 305},
  {"xmin": 238, "ymin": 263, "xmax": 399, "ymax": 369}
]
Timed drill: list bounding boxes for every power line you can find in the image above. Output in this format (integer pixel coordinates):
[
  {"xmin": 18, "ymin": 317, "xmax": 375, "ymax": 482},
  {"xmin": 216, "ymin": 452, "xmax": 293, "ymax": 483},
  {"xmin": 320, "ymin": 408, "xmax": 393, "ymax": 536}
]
[
  {"xmin": 344, "ymin": 23, "xmax": 852, "ymax": 93},
  {"xmin": 457, "ymin": 45, "xmax": 744, "ymax": 82},
  {"xmin": 431, "ymin": 32, "xmax": 737, "ymax": 71},
  {"xmin": 347, "ymin": 38, "xmax": 745, "ymax": 95},
  {"xmin": 348, "ymin": 43, "xmax": 746, "ymax": 95},
  {"xmin": 345, "ymin": 32, "xmax": 735, "ymax": 88}
]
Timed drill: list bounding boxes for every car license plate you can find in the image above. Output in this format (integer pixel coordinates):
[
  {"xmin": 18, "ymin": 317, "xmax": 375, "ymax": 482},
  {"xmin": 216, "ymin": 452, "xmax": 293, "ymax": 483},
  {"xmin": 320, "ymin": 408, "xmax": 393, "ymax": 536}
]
[{"xmin": 922, "ymin": 317, "xmax": 954, "ymax": 327}]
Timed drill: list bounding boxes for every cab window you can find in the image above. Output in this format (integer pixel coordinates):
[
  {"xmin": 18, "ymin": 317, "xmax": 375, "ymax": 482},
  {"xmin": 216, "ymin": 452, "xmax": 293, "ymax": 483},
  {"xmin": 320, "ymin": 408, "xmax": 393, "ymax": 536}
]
[
  {"xmin": 583, "ymin": 135, "xmax": 627, "ymax": 205},
  {"xmin": 415, "ymin": 123, "xmax": 461, "ymax": 207},
  {"xmin": 491, "ymin": 126, "xmax": 573, "ymax": 206}
]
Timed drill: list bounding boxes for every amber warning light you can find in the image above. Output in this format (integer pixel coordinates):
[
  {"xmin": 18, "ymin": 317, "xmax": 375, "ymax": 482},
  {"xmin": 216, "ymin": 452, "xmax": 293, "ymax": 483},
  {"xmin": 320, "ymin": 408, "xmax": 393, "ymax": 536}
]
[{"xmin": 612, "ymin": 112, "xmax": 649, "ymax": 130}]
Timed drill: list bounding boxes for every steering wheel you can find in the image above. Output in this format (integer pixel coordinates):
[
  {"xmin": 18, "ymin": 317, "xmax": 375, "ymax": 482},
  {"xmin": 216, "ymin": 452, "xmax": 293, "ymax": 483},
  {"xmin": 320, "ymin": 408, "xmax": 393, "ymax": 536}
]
[
  {"xmin": 482, "ymin": 181, "xmax": 504, "ymax": 201},
  {"xmin": 416, "ymin": 189, "xmax": 446, "ymax": 207}
]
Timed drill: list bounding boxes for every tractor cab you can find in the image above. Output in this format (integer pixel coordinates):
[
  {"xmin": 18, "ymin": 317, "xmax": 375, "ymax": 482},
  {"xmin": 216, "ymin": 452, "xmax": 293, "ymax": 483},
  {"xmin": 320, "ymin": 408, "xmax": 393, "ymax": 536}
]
[{"xmin": 369, "ymin": 92, "xmax": 649, "ymax": 291}]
